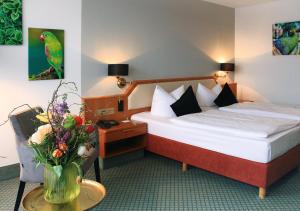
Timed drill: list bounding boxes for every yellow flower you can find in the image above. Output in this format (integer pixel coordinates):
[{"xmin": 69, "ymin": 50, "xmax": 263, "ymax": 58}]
[{"xmin": 36, "ymin": 112, "xmax": 52, "ymax": 123}]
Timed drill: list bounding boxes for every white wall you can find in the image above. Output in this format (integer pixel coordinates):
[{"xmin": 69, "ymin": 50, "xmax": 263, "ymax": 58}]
[
  {"xmin": 0, "ymin": 0, "xmax": 82, "ymax": 167},
  {"xmin": 82, "ymin": 0, "xmax": 235, "ymax": 97},
  {"xmin": 235, "ymin": 0, "xmax": 300, "ymax": 105}
]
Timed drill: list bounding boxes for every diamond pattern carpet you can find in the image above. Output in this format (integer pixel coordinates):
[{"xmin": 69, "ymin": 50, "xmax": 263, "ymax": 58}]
[{"xmin": 0, "ymin": 153, "xmax": 300, "ymax": 210}]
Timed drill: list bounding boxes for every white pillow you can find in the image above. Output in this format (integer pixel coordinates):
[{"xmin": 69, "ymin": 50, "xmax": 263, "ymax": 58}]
[
  {"xmin": 212, "ymin": 84, "xmax": 222, "ymax": 96},
  {"xmin": 151, "ymin": 85, "xmax": 184, "ymax": 117},
  {"xmin": 196, "ymin": 83, "xmax": 222, "ymax": 107},
  {"xmin": 170, "ymin": 85, "xmax": 185, "ymax": 100}
]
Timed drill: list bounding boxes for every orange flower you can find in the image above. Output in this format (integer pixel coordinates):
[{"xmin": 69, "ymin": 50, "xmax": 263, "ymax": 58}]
[
  {"xmin": 52, "ymin": 149, "xmax": 63, "ymax": 158},
  {"xmin": 59, "ymin": 143, "xmax": 68, "ymax": 152}
]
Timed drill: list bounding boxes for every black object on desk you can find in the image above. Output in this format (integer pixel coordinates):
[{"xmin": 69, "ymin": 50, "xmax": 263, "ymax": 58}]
[{"xmin": 96, "ymin": 120, "xmax": 119, "ymax": 129}]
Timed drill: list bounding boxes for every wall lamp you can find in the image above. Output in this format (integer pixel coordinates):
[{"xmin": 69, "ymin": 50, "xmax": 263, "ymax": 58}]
[
  {"xmin": 108, "ymin": 64, "xmax": 129, "ymax": 88},
  {"xmin": 220, "ymin": 63, "xmax": 235, "ymax": 72},
  {"xmin": 215, "ymin": 63, "xmax": 235, "ymax": 78}
]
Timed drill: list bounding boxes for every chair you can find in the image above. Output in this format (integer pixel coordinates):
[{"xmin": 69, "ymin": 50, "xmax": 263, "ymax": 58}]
[{"xmin": 10, "ymin": 107, "xmax": 101, "ymax": 211}]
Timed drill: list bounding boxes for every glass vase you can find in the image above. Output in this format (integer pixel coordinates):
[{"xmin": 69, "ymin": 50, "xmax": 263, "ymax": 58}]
[{"xmin": 44, "ymin": 164, "xmax": 80, "ymax": 204}]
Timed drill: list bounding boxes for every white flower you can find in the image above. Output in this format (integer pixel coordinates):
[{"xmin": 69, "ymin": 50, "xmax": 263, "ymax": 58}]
[
  {"xmin": 29, "ymin": 124, "xmax": 52, "ymax": 144},
  {"xmin": 77, "ymin": 145, "xmax": 87, "ymax": 156}
]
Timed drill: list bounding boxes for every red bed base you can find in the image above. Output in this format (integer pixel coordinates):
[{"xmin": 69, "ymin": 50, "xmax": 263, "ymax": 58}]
[{"xmin": 146, "ymin": 134, "xmax": 300, "ymax": 189}]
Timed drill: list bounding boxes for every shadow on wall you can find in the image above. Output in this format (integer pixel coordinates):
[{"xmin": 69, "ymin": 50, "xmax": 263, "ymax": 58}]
[
  {"xmin": 82, "ymin": 38, "xmax": 230, "ymax": 97},
  {"xmin": 234, "ymin": 50, "xmax": 294, "ymax": 103},
  {"xmin": 235, "ymin": 51, "xmax": 271, "ymax": 102},
  {"xmin": 237, "ymin": 84, "xmax": 270, "ymax": 102}
]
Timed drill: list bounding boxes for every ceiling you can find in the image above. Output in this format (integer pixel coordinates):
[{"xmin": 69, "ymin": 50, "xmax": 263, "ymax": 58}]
[{"xmin": 202, "ymin": 0, "xmax": 278, "ymax": 8}]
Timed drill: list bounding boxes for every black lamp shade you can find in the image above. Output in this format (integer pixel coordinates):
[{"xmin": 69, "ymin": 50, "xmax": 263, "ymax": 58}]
[
  {"xmin": 220, "ymin": 63, "xmax": 235, "ymax": 72},
  {"xmin": 108, "ymin": 64, "xmax": 129, "ymax": 76}
]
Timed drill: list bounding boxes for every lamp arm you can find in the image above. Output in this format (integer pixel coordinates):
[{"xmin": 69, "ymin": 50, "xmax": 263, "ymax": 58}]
[{"xmin": 116, "ymin": 76, "xmax": 130, "ymax": 88}]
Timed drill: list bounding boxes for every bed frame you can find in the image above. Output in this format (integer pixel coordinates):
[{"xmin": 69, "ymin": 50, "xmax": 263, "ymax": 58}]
[{"xmin": 82, "ymin": 76, "xmax": 300, "ymax": 199}]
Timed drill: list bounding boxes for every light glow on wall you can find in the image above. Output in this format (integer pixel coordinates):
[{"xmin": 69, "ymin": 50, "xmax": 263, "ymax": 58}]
[
  {"xmin": 93, "ymin": 46, "xmax": 138, "ymax": 64},
  {"xmin": 192, "ymin": 37, "xmax": 234, "ymax": 64}
]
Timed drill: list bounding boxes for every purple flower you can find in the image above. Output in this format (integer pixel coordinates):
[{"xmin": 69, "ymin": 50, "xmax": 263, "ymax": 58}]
[
  {"xmin": 62, "ymin": 131, "xmax": 71, "ymax": 142},
  {"xmin": 54, "ymin": 102, "xmax": 69, "ymax": 115},
  {"xmin": 55, "ymin": 128, "xmax": 64, "ymax": 144},
  {"xmin": 55, "ymin": 130, "xmax": 71, "ymax": 147}
]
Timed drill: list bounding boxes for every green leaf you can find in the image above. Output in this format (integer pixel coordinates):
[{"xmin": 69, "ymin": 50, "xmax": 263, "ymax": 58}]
[
  {"xmin": 14, "ymin": 29, "xmax": 22, "ymax": 41},
  {"xmin": 63, "ymin": 116, "xmax": 76, "ymax": 129},
  {"xmin": 3, "ymin": 2, "xmax": 14, "ymax": 10},
  {"xmin": 72, "ymin": 162, "xmax": 83, "ymax": 178},
  {"xmin": 6, "ymin": 28, "xmax": 14, "ymax": 36},
  {"xmin": 2, "ymin": 7, "xmax": 10, "ymax": 14},
  {"xmin": 53, "ymin": 165, "xmax": 63, "ymax": 178},
  {"xmin": 11, "ymin": 12, "xmax": 19, "ymax": 21}
]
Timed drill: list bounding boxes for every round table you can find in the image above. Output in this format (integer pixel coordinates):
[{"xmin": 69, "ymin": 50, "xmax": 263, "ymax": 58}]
[{"xmin": 22, "ymin": 179, "xmax": 106, "ymax": 211}]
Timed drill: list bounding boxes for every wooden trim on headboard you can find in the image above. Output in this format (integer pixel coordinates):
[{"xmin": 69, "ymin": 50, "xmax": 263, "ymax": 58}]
[
  {"xmin": 124, "ymin": 76, "xmax": 217, "ymax": 96},
  {"xmin": 82, "ymin": 75, "xmax": 232, "ymax": 123}
]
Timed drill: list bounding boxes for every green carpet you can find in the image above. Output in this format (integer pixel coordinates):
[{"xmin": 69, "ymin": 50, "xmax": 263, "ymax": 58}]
[{"xmin": 0, "ymin": 153, "xmax": 300, "ymax": 210}]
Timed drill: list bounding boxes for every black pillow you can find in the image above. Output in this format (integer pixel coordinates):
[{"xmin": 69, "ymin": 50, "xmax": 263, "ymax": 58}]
[
  {"xmin": 170, "ymin": 86, "xmax": 202, "ymax": 117},
  {"xmin": 214, "ymin": 83, "xmax": 238, "ymax": 107}
]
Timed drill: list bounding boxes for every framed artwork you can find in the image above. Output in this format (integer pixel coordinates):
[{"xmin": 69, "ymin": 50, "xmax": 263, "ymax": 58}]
[
  {"xmin": 273, "ymin": 21, "xmax": 300, "ymax": 55},
  {"xmin": 28, "ymin": 28, "xmax": 64, "ymax": 81},
  {"xmin": 0, "ymin": 0, "xmax": 23, "ymax": 45}
]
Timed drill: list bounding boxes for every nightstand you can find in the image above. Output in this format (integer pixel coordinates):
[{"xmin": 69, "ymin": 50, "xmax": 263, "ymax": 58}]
[
  {"xmin": 98, "ymin": 121, "xmax": 147, "ymax": 169},
  {"xmin": 227, "ymin": 83, "xmax": 237, "ymax": 97}
]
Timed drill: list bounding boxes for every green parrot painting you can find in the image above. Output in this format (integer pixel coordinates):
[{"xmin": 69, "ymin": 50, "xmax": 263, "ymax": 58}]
[
  {"xmin": 273, "ymin": 21, "xmax": 300, "ymax": 55},
  {"xmin": 40, "ymin": 31, "xmax": 63, "ymax": 79}
]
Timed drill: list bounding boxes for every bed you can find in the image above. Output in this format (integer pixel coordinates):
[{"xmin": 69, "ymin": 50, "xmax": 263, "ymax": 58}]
[
  {"xmin": 131, "ymin": 111, "xmax": 300, "ymax": 164},
  {"xmin": 82, "ymin": 76, "xmax": 300, "ymax": 199}
]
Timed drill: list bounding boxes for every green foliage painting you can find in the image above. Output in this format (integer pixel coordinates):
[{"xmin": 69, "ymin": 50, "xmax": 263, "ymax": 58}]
[
  {"xmin": 273, "ymin": 21, "xmax": 300, "ymax": 55},
  {"xmin": 28, "ymin": 28, "xmax": 64, "ymax": 81},
  {"xmin": 0, "ymin": 0, "xmax": 23, "ymax": 45}
]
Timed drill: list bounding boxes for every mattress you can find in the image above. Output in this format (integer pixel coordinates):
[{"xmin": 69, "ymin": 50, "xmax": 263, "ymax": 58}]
[
  {"xmin": 131, "ymin": 112, "xmax": 300, "ymax": 163},
  {"xmin": 171, "ymin": 110, "xmax": 300, "ymax": 139},
  {"xmin": 220, "ymin": 102, "xmax": 300, "ymax": 121}
]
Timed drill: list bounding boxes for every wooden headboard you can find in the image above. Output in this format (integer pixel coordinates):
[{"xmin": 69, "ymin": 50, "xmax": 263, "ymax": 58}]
[{"xmin": 82, "ymin": 76, "xmax": 236, "ymax": 123}]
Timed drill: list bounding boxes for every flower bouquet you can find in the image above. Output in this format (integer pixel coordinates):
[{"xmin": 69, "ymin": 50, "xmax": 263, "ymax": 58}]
[{"xmin": 28, "ymin": 81, "xmax": 96, "ymax": 204}]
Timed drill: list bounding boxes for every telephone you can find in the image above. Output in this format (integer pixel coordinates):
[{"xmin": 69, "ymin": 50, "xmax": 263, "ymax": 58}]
[{"xmin": 96, "ymin": 119, "xmax": 119, "ymax": 129}]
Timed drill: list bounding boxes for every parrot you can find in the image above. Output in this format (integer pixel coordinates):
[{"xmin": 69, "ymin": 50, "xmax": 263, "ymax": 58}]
[{"xmin": 40, "ymin": 31, "xmax": 63, "ymax": 79}]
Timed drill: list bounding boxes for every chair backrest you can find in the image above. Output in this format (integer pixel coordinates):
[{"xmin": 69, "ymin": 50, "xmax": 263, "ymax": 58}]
[
  {"xmin": 9, "ymin": 107, "xmax": 44, "ymax": 183},
  {"xmin": 10, "ymin": 107, "xmax": 44, "ymax": 142}
]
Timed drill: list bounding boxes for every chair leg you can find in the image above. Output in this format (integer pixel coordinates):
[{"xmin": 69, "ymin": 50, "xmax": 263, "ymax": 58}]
[
  {"xmin": 14, "ymin": 181, "xmax": 26, "ymax": 211},
  {"xmin": 94, "ymin": 157, "xmax": 101, "ymax": 183}
]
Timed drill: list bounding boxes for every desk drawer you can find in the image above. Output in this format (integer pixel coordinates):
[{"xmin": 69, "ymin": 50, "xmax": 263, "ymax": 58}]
[{"xmin": 105, "ymin": 125, "xmax": 147, "ymax": 143}]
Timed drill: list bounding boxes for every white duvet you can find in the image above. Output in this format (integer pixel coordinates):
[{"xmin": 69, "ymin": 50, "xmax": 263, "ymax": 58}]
[
  {"xmin": 170, "ymin": 110, "xmax": 300, "ymax": 139},
  {"xmin": 220, "ymin": 102, "xmax": 300, "ymax": 121}
]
